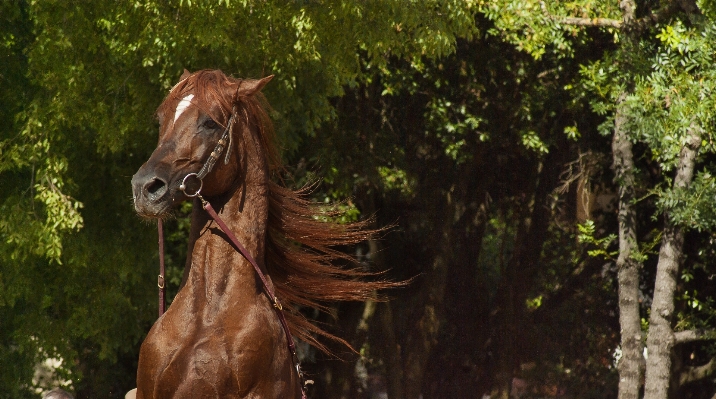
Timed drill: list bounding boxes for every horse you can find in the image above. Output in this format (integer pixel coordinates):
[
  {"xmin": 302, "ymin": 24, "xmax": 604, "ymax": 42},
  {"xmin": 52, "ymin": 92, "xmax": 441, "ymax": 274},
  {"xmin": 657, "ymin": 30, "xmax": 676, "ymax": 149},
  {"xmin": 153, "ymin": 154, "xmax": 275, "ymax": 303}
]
[{"xmin": 130, "ymin": 69, "xmax": 395, "ymax": 398}]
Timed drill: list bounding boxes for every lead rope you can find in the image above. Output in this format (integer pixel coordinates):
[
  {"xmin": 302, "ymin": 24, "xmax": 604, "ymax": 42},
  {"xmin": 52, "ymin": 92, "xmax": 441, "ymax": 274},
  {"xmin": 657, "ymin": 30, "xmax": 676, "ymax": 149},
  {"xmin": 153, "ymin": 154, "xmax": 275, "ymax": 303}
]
[
  {"xmin": 156, "ymin": 106, "xmax": 311, "ymax": 398},
  {"xmin": 199, "ymin": 196, "xmax": 312, "ymax": 399},
  {"xmin": 158, "ymin": 219, "xmax": 166, "ymax": 317},
  {"xmin": 160, "ymin": 187, "xmax": 311, "ymax": 398}
]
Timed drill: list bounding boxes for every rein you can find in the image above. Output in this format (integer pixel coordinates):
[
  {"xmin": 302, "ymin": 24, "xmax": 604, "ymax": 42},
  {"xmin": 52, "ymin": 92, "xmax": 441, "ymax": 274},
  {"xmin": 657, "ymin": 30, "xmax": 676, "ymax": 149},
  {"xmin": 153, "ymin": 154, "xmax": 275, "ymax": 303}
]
[
  {"xmin": 155, "ymin": 110, "xmax": 310, "ymax": 398},
  {"xmin": 157, "ymin": 219, "xmax": 165, "ymax": 317}
]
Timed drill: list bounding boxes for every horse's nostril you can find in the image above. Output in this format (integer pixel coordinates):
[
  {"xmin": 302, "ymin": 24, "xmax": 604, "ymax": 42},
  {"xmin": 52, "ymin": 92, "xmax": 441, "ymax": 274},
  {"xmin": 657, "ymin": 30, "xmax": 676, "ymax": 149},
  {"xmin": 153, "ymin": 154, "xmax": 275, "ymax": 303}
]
[{"xmin": 145, "ymin": 178, "xmax": 167, "ymax": 200}]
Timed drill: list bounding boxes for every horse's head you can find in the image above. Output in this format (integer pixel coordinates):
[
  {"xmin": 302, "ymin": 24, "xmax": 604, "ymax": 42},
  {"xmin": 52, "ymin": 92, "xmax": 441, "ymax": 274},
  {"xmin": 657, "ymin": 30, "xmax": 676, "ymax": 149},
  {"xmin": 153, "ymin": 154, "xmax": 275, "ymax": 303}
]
[{"xmin": 131, "ymin": 70, "xmax": 273, "ymax": 217}]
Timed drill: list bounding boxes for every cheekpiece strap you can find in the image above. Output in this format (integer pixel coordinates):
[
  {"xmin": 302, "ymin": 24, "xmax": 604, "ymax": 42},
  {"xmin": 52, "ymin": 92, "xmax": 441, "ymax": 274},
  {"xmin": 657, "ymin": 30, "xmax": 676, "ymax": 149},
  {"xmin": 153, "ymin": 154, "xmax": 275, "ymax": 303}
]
[{"xmin": 196, "ymin": 112, "xmax": 235, "ymax": 180}]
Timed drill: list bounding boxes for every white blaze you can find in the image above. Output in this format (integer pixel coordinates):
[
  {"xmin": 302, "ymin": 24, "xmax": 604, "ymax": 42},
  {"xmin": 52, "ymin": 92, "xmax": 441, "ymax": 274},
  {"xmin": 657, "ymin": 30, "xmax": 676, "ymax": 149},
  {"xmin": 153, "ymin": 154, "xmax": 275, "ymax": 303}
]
[{"xmin": 174, "ymin": 94, "xmax": 194, "ymax": 123}]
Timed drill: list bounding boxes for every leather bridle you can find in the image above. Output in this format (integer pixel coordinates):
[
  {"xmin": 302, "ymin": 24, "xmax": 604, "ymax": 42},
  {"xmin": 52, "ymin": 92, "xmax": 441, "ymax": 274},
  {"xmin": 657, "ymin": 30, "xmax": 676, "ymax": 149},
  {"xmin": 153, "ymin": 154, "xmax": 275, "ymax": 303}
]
[{"xmin": 155, "ymin": 105, "xmax": 311, "ymax": 398}]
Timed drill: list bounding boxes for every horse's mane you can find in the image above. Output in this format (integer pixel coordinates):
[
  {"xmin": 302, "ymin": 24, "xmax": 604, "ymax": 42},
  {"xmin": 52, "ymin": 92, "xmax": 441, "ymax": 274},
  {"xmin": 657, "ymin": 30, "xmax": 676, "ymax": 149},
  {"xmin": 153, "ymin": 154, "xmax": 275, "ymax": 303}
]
[{"xmin": 168, "ymin": 70, "xmax": 398, "ymax": 353}]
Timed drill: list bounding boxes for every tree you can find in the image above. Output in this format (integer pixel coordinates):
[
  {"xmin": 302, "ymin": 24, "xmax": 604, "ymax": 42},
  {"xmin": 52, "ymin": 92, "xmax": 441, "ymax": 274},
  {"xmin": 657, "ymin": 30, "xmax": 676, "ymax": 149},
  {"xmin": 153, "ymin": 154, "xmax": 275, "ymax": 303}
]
[{"xmin": 482, "ymin": 0, "xmax": 716, "ymax": 398}]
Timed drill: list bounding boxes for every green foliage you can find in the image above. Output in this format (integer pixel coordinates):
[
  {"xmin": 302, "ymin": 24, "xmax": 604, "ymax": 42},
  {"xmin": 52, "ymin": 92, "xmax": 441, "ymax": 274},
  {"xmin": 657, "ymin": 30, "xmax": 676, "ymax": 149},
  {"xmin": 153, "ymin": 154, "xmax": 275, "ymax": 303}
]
[
  {"xmin": 0, "ymin": 1, "xmax": 480, "ymax": 394},
  {"xmin": 563, "ymin": 125, "xmax": 580, "ymax": 141},
  {"xmin": 674, "ymin": 236, "xmax": 716, "ymax": 338},
  {"xmin": 479, "ymin": 0, "xmax": 618, "ymax": 59},
  {"xmin": 577, "ymin": 220, "xmax": 617, "ymax": 260},
  {"xmin": 376, "ymin": 166, "xmax": 414, "ymax": 196},
  {"xmin": 521, "ymin": 130, "xmax": 550, "ymax": 154},
  {"xmin": 618, "ymin": 18, "xmax": 716, "ymax": 236},
  {"xmin": 526, "ymin": 294, "xmax": 543, "ymax": 310},
  {"xmin": 625, "ymin": 21, "xmax": 716, "ymax": 171},
  {"xmin": 655, "ymin": 170, "xmax": 716, "ymax": 231},
  {"xmin": 425, "ymin": 98, "xmax": 486, "ymax": 163},
  {"xmin": 478, "ymin": 211, "xmax": 517, "ymax": 295},
  {"xmin": 573, "ymin": 54, "xmax": 626, "ymax": 140}
]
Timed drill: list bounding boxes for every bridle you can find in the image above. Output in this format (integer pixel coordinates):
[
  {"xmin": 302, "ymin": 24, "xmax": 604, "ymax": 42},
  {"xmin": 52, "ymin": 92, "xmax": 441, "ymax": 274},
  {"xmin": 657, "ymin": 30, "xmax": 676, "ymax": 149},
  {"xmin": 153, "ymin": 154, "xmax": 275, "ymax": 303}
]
[{"xmin": 155, "ymin": 103, "xmax": 311, "ymax": 398}]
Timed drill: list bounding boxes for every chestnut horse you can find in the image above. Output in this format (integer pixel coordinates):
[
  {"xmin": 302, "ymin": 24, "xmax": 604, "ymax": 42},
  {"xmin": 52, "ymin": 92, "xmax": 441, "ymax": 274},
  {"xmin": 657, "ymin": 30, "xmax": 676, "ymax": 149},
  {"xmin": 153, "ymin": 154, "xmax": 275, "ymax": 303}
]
[{"xmin": 130, "ymin": 69, "xmax": 393, "ymax": 398}]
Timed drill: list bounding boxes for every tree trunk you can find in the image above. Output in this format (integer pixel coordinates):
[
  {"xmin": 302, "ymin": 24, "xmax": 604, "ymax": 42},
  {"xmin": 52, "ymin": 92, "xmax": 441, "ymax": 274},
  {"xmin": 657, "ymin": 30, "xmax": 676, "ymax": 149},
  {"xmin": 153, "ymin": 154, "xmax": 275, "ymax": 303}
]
[
  {"xmin": 315, "ymin": 300, "xmax": 366, "ymax": 399},
  {"xmin": 421, "ymin": 145, "xmax": 493, "ymax": 399},
  {"xmin": 491, "ymin": 142, "xmax": 566, "ymax": 399},
  {"xmin": 402, "ymin": 212, "xmax": 452, "ymax": 399},
  {"xmin": 355, "ymin": 187, "xmax": 405, "ymax": 399},
  {"xmin": 370, "ymin": 234, "xmax": 404, "ymax": 399},
  {"xmin": 378, "ymin": 301, "xmax": 404, "ymax": 399},
  {"xmin": 612, "ymin": 96, "xmax": 645, "ymax": 399},
  {"xmin": 643, "ymin": 127, "xmax": 701, "ymax": 399},
  {"xmin": 493, "ymin": 208, "xmax": 530, "ymax": 399}
]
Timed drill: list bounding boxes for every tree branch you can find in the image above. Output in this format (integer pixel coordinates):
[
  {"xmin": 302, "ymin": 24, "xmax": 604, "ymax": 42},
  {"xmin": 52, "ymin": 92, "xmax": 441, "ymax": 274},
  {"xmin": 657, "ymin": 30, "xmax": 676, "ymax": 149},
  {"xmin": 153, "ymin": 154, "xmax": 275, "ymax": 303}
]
[
  {"xmin": 674, "ymin": 329, "xmax": 716, "ymax": 344},
  {"xmin": 620, "ymin": 0, "xmax": 635, "ymax": 24},
  {"xmin": 632, "ymin": 1, "xmax": 683, "ymax": 31},
  {"xmin": 540, "ymin": 2, "xmax": 622, "ymax": 28},
  {"xmin": 540, "ymin": 0, "xmax": 685, "ymax": 31},
  {"xmin": 679, "ymin": 357, "xmax": 716, "ymax": 386}
]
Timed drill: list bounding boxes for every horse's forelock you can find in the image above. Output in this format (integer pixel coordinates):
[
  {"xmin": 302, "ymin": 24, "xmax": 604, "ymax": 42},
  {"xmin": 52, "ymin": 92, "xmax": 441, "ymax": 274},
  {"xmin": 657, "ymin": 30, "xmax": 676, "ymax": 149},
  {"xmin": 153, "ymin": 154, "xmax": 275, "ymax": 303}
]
[
  {"xmin": 156, "ymin": 78, "xmax": 190, "ymax": 124},
  {"xmin": 195, "ymin": 71, "xmax": 239, "ymax": 125},
  {"xmin": 155, "ymin": 71, "xmax": 228, "ymax": 127}
]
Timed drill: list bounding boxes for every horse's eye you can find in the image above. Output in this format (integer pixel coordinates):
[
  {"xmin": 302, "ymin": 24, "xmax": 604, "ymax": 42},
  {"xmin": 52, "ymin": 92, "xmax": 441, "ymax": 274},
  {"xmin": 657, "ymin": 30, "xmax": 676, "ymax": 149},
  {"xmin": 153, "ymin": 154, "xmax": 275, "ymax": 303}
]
[{"xmin": 203, "ymin": 119, "xmax": 218, "ymax": 130}]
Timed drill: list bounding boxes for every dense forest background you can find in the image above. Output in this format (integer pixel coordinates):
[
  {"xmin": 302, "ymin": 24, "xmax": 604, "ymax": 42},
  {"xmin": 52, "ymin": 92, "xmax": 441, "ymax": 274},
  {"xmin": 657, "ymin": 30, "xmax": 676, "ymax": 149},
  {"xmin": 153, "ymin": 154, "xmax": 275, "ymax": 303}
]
[{"xmin": 4, "ymin": 1, "xmax": 716, "ymax": 398}]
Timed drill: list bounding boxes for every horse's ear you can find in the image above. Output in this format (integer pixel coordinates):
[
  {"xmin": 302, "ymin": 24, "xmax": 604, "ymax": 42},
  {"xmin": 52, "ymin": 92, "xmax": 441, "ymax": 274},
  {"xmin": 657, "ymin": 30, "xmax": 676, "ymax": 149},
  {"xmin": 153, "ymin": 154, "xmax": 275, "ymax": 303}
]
[
  {"xmin": 237, "ymin": 75, "xmax": 274, "ymax": 97},
  {"xmin": 180, "ymin": 69, "xmax": 192, "ymax": 81}
]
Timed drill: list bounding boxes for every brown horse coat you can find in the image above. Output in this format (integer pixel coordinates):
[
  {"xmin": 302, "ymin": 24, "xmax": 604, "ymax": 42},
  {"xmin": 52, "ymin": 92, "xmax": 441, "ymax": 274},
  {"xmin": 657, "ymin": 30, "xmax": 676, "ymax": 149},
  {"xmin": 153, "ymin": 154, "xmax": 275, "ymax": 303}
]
[{"xmin": 131, "ymin": 70, "xmax": 396, "ymax": 398}]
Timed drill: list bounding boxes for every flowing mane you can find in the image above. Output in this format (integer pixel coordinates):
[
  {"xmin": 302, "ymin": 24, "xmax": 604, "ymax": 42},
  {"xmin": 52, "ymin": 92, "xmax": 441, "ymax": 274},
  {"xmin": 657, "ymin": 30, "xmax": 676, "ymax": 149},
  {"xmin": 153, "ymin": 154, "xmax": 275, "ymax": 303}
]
[{"xmin": 161, "ymin": 69, "xmax": 396, "ymax": 353}]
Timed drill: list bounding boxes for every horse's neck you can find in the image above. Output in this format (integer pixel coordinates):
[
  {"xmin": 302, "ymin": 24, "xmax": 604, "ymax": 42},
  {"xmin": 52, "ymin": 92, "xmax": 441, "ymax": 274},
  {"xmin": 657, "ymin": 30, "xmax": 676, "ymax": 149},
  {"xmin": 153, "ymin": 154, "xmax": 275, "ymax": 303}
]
[{"xmin": 183, "ymin": 132, "xmax": 269, "ymax": 305}]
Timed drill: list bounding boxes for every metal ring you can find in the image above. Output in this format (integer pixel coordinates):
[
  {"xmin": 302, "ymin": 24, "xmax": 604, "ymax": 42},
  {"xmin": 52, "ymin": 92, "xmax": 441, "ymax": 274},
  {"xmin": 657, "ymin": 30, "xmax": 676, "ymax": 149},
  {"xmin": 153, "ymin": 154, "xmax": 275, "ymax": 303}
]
[{"xmin": 179, "ymin": 173, "xmax": 203, "ymax": 197}]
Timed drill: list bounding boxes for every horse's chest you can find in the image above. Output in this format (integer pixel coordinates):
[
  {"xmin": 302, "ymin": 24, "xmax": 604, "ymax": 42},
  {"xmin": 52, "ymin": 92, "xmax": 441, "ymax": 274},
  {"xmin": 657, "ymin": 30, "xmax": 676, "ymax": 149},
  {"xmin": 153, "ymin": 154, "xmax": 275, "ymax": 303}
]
[{"xmin": 138, "ymin": 301, "xmax": 282, "ymax": 398}]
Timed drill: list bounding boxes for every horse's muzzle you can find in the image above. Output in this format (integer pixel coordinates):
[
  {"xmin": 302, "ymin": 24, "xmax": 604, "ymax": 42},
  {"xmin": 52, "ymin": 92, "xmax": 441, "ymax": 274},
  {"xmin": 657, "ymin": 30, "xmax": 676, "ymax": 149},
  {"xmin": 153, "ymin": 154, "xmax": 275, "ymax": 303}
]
[{"xmin": 131, "ymin": 169, "xmax": 172, "ymax": 217}]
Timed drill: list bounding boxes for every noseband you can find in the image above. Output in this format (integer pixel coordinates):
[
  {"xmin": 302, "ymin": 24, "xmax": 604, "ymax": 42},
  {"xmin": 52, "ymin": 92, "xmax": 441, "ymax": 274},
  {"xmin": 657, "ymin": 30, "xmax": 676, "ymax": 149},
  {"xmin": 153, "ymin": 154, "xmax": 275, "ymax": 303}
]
[{"xmin": 156, "ymin": 106, "xmax": 311, "ymax": 398}]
